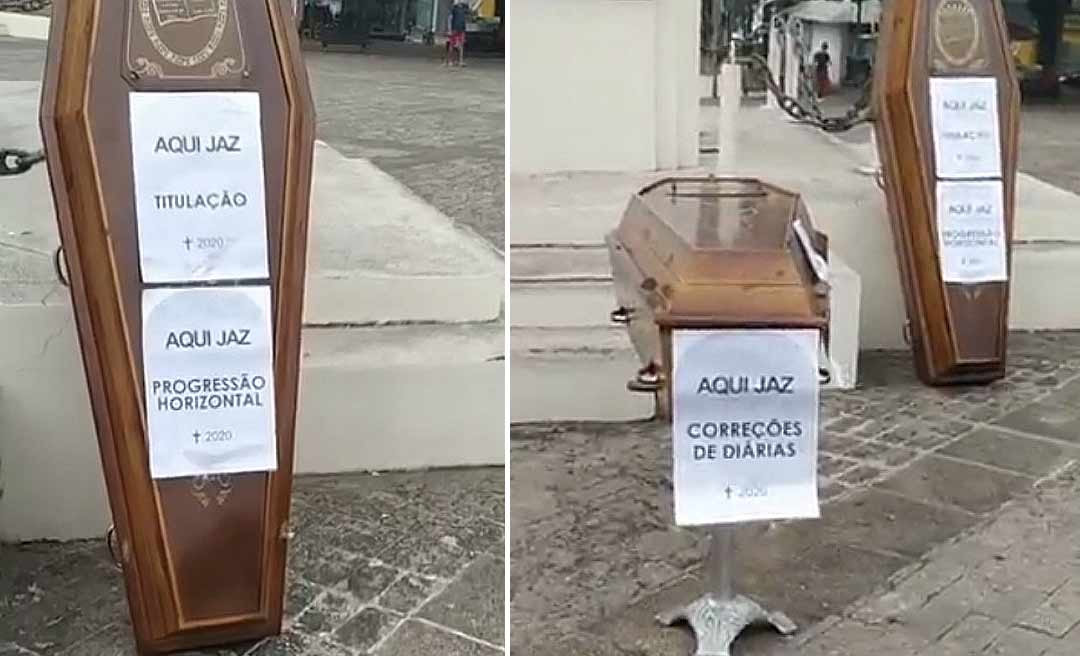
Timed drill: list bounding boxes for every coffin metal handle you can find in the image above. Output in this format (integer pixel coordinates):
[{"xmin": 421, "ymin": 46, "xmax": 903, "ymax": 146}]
[
  {"xmin": 628, "ymin": 366, "xmax": 663, "ymax": 393},
  {"xmin": 610, "ymin": 307, "xmax": 633, "ymax": 324},
  {"xmin": 54, "ymin": 246, "xmax": 69, "ymax": 288},
  {"xmin": 819, "ymin": 368, "xmax": 832, "ymax": 385},
  {"xmin": 105, "ymin": 525, "xmax": 122, "ymax": 570}
]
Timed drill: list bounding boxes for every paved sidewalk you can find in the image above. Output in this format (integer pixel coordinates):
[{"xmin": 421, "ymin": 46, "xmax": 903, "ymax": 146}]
[
  {"xmin": 0, "ymin": 467, "xmax": 504, "ymax": 656},
  {"xmin": 509, "ymin": 331, "xmax": 1080, "ymax": 655},
  {"xmin": 0, "ymin": 37, "xmax": 504, "ymax": 249},
  {"xmin": 785, "ymin": 464, "xmax": 1080, "ymax": 655}
]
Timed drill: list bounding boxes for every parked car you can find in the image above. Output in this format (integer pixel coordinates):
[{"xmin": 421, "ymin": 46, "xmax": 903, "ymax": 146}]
[{"xmin": 1004, "ymin": 0, "xmax": 1080, "ymax": 82}]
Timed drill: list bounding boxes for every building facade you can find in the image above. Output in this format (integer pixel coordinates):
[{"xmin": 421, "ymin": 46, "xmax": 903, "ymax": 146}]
[{"xmin": 509, "ymin": 0, "xmax": 702, "ymax": 173}]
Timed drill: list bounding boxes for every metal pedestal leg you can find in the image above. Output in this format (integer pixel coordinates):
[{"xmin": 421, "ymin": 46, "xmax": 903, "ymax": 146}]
[{"xmin": 657, "ymin": 527, "xmax": 797, "ymax": 656}]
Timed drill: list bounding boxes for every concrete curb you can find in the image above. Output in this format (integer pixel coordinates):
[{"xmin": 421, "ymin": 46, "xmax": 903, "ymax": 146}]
[{"xmin": 0, "ymin": 12, "xmax": 49, "ymax": 40}]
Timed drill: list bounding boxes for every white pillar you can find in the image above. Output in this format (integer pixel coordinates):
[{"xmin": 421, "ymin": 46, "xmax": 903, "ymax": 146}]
[
  {"xmin": 767, "ymin": 15, "xmax": 785, "ymax": 110},
  {"xmin": 654, "ymin": 0, "xmax": 679, "ymax": 170},
  {"xmin": 784, "ymin": 18, "xmax": 803, "ymax": 102},
  {"xmin": 717, "ymin": 54, "xmax": 742, "ymax": 174},
  {"xmin": 676, "ymin": 0, "xmax": 702, "ymax": 168}
]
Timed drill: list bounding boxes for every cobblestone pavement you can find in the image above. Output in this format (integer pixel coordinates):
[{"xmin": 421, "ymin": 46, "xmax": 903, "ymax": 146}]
[
  {"xmin": 0, "ymin": 467, "xmax": 504, "ymax": 656},
  {"xmin": 305, "ymin": 50, "xmax": 503, "ymax": 250},
  {"xmin": 784, "ymin": 464, "xmax": 1080, "ymax": 656},
  {"xmin": 0, "ymin": 37, "xmax": 504, "ymax": 249},
  {"xmin": 509, "ymin": 331, "xmax": 1080, "ymax": 655}
]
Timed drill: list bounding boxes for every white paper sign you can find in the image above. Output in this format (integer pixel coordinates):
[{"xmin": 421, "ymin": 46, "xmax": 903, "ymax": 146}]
[
  {"xmin": 794, "ymin": 219, "xmax": 829, "ymax": 282},
  {"xmin": 936, "ymin": 180, "xmax": 1008, "ymax": 284},
  {"xmin": 143, "ymin": 286, "xmax": 277, "ymax": 479},
  {"xmin": 672, "ymin": 329, "xmax": 820, "ymax": 526},
  {"xmin": 130, "ymin": 92, "xmax": 269, "ymax": 283},
  {"xmin": 929, "ymin": 77, "xmax": 1002, "ymax": 179}
]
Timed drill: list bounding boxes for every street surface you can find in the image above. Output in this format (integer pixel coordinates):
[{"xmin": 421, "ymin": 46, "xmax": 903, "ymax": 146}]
[
  {"xmin": 788, "ymin": 463, "xmax": 1080, "ymax": 656},
  {"xmin": 812, "ymin": 84, "xmax": 1080, "ymax": 194},
  {"xmin": 511, "ymin": 332, "xmax": 1080, "ymax": 655},
  {"xmin": 0, "ymin": 36, "xmax": 505, "ymax": 250},
  {"xmin": 1, "ymin": 468, "xmax": 504, "ymax": 655}
]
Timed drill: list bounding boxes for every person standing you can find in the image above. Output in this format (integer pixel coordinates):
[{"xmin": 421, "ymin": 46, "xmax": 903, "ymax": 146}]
[
  {"xmin": 813, "ymin": 42, "xmax": 832, "ymax": 99},
  {"xmin": 448, "ymin": 0, "xmax": 469, "ymax": 67},
  {"xmin": 1026, "ymin": 0, "xmax": 1069, "ymax": 97}
]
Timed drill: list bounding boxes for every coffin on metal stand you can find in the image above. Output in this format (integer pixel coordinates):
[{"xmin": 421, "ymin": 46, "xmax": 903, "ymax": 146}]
[{"xmin": 607, "ymin": 176, "xmax": 829, "ymax": 655}]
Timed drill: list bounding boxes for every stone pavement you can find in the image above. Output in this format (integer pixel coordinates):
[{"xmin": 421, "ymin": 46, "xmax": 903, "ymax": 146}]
[
  {"xmin": 509, "ymin": 331, "xmax": 1080, "ymax": 655},
  {"xmin": 0, "ymin": 467, "xmax": 504, "ymax": 656},
  {"xmin": 784, "ymin": 463, "xmax": 1080, "ymax": 656},
  {"xmin": 0, "ymin": 36, "xmax": 504, "ymax": 249}
]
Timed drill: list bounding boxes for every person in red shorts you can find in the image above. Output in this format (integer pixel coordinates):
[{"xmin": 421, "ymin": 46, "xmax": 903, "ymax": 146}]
[{"xmin": 447, "ymin": 0, "xmax": 468, "ymax": 67}]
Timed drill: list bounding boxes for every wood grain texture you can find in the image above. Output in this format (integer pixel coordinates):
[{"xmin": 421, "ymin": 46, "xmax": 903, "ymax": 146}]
[
  {"xmin": 39, "ymin": 0, "xmax": 315, "ymax": 652},
  {"xmin": 873, "ymin": 0, "xmax": 1020, "ymax": 385},
  {"xmin": 606, "ymin": 176, "xmax": 829, "ymax": 419}
]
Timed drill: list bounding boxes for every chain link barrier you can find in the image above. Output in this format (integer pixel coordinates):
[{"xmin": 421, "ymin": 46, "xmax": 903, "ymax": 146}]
[
  {"xmin": 0, "ymin": 0, "xmax": 51, "ymax": 12},
  {"xmin": 0, "ymin": 148, "xmax": 46, "ymax": 176},
  {"xmin": 736, "ymin": 53, "xmax": 874, "ymax": 133}
]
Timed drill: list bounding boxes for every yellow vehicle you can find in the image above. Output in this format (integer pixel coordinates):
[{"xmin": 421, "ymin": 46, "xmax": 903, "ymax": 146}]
[{"xmin": 1006, "ymin": 0, "xmax": 1080, "ymax": 81}]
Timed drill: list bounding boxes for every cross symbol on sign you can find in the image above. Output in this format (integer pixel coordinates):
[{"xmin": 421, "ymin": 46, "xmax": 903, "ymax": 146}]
[
  {"xmin": 193, "ymin": 431, "xmax": 201, "ymax": 443},
  {"xmin": 183, "ymin": 237, "xmax": 193, "ymax": 250}
]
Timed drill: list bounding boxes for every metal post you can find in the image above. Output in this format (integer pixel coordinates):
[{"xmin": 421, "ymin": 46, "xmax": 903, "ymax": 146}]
[
  {"xmin": 767, "ymin": 15, "xmax": 784, "ymax": 110},
  {"xmin": 716, "ymin": 40, "xmax": 741, "ymax": 175},
  {"xmin": 708, "ymin": 526, "xmax": 734, "ymax": 601},
  {"xmin": 657, "ymin": 525, "xmax": 797, "ymax": 656},
  {"xmin": 711, "ymin": 0, "xmax": 723, "ymax": 98}
]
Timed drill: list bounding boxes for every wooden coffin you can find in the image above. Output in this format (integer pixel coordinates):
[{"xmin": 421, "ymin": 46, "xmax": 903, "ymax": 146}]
[
  {"xmin": 40, "ymin": 1, "xmax": 315, "ymax": 652},
  {"xmin": 874, "ymin": 0, "xmax": 1020, "ymax": 385},
  {"xmin": 606, "ymin": 177, "xmax": 830, "ymax": 419}
]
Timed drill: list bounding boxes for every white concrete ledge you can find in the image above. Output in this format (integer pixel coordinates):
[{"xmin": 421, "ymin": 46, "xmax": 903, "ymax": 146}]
[
  {"xmin": 0, "ymin": 303, "xmax": 504, "ymax": 541},
  {"xmin": 298, "ymin": 325, "xmax": 504, "ymax": 473},
  {"xmin": 1011, "ymin": 244, "xmax": 1080, "ymax": 330},
  {"xmin": 0, "ymin": 12, "xmax": 50, "ymax": 40},
  {"xmin": 307, "ymin": 143, "xmax": 503, "ymax": 325}
]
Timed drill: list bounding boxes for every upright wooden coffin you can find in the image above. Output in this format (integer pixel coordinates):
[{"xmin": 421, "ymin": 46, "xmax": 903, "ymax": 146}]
[
  {"xmin": 40, "ymin": 1, "xmax": 315, "ymax": 652},
  {"xmin": 606, "ymin": 177, "xmax": 830, "ymax": 419},
  {"xmin": 874, "ymin": 0, "xmax": 1020, "ymax": 385}
]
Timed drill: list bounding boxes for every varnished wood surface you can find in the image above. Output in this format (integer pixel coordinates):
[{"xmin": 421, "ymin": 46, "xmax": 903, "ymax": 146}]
[
  {"xmin": 873, "ymin": 0, "xmax": 1020, "ymax": 385},
  {"xmin": 607, "ymin": 176, "xmax": 829, "ymax": 419},
  {"xmin": 40, "ymin": 0, "xmax": 315, "ymax": 652}
]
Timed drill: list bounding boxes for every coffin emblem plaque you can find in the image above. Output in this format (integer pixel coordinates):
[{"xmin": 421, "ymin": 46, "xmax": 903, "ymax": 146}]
[
  {"xmin": 127, "ymin": 0, "xmax": 246, "ymax": 79},
  {"xmin": 932, "ymin": 0, "xmax": 983, "ymax": 70}
]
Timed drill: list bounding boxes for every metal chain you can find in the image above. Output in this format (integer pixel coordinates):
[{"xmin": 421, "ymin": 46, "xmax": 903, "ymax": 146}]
[
  {"xmin": 0, "ymin": 0, "xmax": 52, "ymax": 13},
  {"xmin": 0, "ymin": 148, "xmax": 46, "ymax": 176},
  {"xmin": 735, "ymin": 53, "xmax": 874, "ymax": 133}
]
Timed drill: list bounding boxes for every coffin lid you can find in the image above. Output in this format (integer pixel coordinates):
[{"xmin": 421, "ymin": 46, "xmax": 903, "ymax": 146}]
[{"xmin": 610, "ymin": 176, "xmax": 828, "ymax": 328}]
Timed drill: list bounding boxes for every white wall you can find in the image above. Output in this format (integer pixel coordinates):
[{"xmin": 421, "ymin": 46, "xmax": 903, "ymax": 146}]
[{"xmin": 508, "ymin": 0, "xmax": 699, "ymax": 174}]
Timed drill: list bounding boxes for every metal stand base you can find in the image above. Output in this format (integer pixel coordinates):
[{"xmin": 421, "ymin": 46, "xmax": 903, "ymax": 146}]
[
  {"xmin": 657, "ymin": 593, "xmax": 796, "ymax": 656},
  {"xmin": 657, "ymin": 526, "xmax": 796, "ymax": 655}
]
